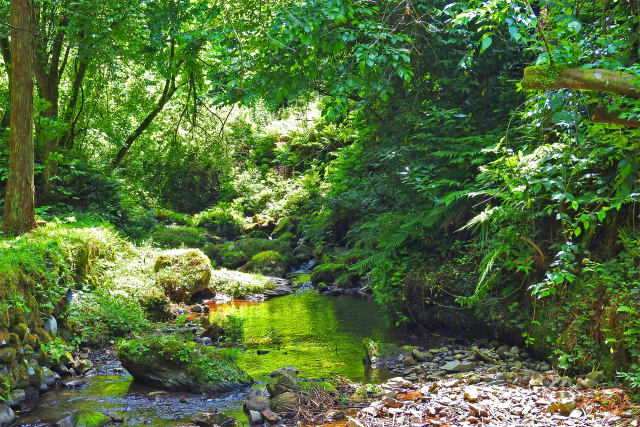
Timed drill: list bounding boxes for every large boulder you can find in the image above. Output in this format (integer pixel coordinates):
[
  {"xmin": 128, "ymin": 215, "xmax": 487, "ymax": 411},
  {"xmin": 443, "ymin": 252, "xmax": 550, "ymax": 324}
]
[
  {"xmin": 154, "ymin": 249, "xmax": 212, "ymax": 303},
  {"xmin": 118, "ymin": 337, "xmax": 252, "ymax": 394}
]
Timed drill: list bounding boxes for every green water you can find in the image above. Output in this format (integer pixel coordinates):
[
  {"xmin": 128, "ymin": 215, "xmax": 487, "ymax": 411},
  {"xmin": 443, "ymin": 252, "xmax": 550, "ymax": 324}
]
[
  {"xmin": 18, "ymin": 292, "xmax": 399, "ymax": 426},
  {"xmin": 209, "ymin": 291, "xmax": 397, "ymax": 382}
]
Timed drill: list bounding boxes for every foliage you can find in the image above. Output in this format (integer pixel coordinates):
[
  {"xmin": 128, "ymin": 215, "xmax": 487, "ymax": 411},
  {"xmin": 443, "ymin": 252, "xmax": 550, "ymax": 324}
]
[
  {"xmin": 41, "ymin": 337, "xmax": 74, "ymax": 366},
  {"xmin": 194, "ymin": 204, "xmax": 244, "ymax": 239},
  {"xmin": 149, "ymin": 226, "xmax": 211, "ymax": 249},
  {"xmin": 67, "ymin": 289, "xmax": 149, "ymax": 346}
]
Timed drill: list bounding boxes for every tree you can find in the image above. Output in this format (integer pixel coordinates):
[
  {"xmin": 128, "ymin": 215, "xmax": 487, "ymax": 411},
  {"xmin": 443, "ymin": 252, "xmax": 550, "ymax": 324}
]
[{"xmin": 3, "ymin": 0, "xmax": 36, "ymax": 234}]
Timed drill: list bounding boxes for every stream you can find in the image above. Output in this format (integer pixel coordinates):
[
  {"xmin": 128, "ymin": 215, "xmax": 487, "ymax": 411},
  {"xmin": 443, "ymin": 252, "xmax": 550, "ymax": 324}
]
[{"xmin": 16, "ymin": 291, "xmax": 413, "ymax": 426}]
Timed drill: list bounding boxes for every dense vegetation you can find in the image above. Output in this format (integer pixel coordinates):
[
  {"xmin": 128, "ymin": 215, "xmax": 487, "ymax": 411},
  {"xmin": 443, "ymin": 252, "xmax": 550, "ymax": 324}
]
[{"xmin": 1, "ymin": 0, "xmax": 640, "ymax": 399}]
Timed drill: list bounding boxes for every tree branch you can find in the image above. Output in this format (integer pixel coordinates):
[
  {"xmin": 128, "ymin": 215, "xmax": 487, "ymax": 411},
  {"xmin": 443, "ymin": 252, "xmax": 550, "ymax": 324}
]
[
  {"xmin": 591, "ymin": 107, "xmax": 640, "ymax": 128},
  {"xmin": 521, "ymin": 66, "xmax": 640, "ymax": 99}
]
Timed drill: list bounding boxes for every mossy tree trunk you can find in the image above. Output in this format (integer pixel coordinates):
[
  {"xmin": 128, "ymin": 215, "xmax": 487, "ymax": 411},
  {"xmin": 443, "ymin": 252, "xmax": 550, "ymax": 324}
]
[{"xmin": 3, "ymin": 0, "xmax": 37, "ymax": 235}]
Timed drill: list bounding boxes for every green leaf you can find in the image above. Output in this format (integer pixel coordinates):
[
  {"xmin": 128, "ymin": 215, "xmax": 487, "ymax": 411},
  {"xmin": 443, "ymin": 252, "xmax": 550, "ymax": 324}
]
[{"xmin": 479, "ymin": 36, "xmax": 492, "ymax": 53}]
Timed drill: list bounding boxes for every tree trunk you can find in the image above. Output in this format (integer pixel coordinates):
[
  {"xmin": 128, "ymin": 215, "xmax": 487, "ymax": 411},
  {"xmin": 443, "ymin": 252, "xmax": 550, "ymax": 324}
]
[
  {"xmin": 34, "ymin": 15, "xmax": 68, "ymax": 198},
  {"xmin": 3, "ymin": 0, "xmax": 36, "ymax": 235}
]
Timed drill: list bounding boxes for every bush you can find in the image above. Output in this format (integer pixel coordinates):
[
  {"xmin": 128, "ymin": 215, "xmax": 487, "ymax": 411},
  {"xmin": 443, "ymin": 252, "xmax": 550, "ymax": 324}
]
[
  {"xmin": 149, "ymin": 226, "xmax": 211, "ymax": 249},
  {"xmin": 194, "ymin": 204, "xmax": 244, "ymax": 239},
  {"xmin": 68, "ymin": 289, "xmax": 149, "ymax": 346}
]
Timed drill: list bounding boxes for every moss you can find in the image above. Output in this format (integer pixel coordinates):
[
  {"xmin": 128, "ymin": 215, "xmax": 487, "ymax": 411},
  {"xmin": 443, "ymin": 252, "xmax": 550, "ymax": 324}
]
[
  {"xmin": 0, "ymin": 347, "xmax": 16, "ymax": 364},
  {"xmin": 75, "ymin": 409, "xmax": 111, "ymax": 427},
  {"xmin": 118, "ymin": 336, "xmax": 252, "ymax": 393},
  {"xmin": 239, "ymin": 250, "xmax": 288, "ymax": 277},
  {"xmin": 209, "ymin": 268, "xmax": 275, "ymax": 298},
  {"xmin": 521, "ymin": 65, "xmax": 565, "ymax": 90},
  {"xmin": 10, "ymin": 323, "xmax": 27, "ymax": 341},
  {"xmin": 154, "ymin": 249, "xmax": 212, "ymax": 302},
  {"xmin": 149, "ymin": 226, "xmax": 213, "ymax": 249}
]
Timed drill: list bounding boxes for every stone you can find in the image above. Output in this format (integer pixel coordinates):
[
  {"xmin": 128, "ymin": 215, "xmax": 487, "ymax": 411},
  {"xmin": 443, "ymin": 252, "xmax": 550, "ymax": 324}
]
[
  {"xmin": 270, "ymin": 391, "xmax": 298, "ymax": 412},
  {"xmin": 463, "ymin": 386, "xmax": 479, "ymax": 402},
  {"xmin": 55, "ymin": 413, "xmax": 78, "ymax": 427},
  {"xmin": 577, "ymin": 378, "xmax": 596, "ymax": 389},
  {"xmin": 0, "ymin": 404, "xmax": 16, "ymax": 427},
  {"xmin": 402, "ymin": 355, "xmax": 417, "ymax": 366},
  {"xmin": 269, "ymin": 366, "xmax": 298, "ymax": 377},
  {"xmin": 529, "ymin": 375, "xmax": 544, "ymax": 387},
  {"xmin": 6, "ymin": 389, "xmax": 24, "ymax": 408},
  {"xmin": 442, "ymin": 360, "xmax": 473, "ymax": 372},
  {"xmin": 63, "ymin": 379, "xmax": 87, "ymax": 389},
  {"xmin": 248, "ymin": 410, "xmax": 263, "ymax": 425},
  {"xmin": 149, "ymin": 391, "xmax": 170, "ymax": 398},
  {"xmin": 383, "ymin": 377, "xmax": 411, "ymax": 388},
  {"xmin": 243, "ymin": 395, "xmax": 270, "ymax": 413},
  {"xmin": 551, "ymin": 397, "xmax": 577, "ymax": 415},
  {"xmin": 118, "ymin": 338, "xmax": 252, "ymax": 394},
  {"xmin": 585, "ymin": 371, "xmax": 605, "ymax": 383},
  {"xmin": 412, "ymin": 349, "xmax": 433, "ymax": 362},
  {"xmin": 42, "ymin": 366, "xmax": 58, "ymax": 386},
  {"xmin": 325, "ymin": 409, "xmax": 346, "ymax": 421},
  {"xmin": 44, "ymin": 316, "xmax": 58, "ymax": 337},
  {"xmin": 260, "ymin": 409, "xmax": 279, "ymax": 423},
  {"xmin": 381, "ymin": 397, "xmax": 403, "ymax": 408},
  {"xmin": 154, "ymin": 249, "xmax": 212, "ymax": 303},
  {"xmin": 72, "ymin": 359, "xmax": 93, "ymax": 375},
  {"xmin": 0, "ymin": 348, "xmax": 16, "ymax": 365},
  {"xmin": 192, "ymin": 411, "xmax": 236, "ymax": 427},
  {"xmin": 267, "ymin": 371, "xmax": 300, "ymax": 397},
  {"xmin": 247, "ymin": 387, "xmax": 270, "ymax": 398}
]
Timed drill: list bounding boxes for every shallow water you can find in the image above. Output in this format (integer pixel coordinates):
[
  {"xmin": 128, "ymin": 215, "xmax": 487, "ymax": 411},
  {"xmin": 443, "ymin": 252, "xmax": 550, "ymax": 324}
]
[
  {"xmin": 207, "ymin": 291, "xmax": 399, "ymax": 382},
  {"xmin": 17, "ymin": 292, "xmax": 403, "ymax": 426}
]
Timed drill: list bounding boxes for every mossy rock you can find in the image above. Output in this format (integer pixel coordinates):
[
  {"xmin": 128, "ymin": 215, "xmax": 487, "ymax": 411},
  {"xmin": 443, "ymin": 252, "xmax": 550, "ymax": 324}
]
[
  {"xmin": 138, "ymin": 294, "xmax": 171, "ymax": 321},
  {"xmin": 150, "ymin": 226, "xmax": 212, "ymax": 249},
  {"xmin": 239, "ymin": 251, "xmax": 288, "ymax": 278},
  {"xmin": 267, "ymin": 370, "xmax": 300, "ymax": 397},
  {"xmin": 10, "ymin": 323, "xmax": 27, "ymax": 341},
  {"xmin": 75, "ymin": 409, "xmax": 111, "ymax": 427},
  {"xmin": 208, "ymin": 269, "xmax": 276, "ymax": 299},
  {"xmin": 154, "ymin": 249, "xmax": 212, "ymax": 303},
  {"xmin": 118, "ymin": 337, "xmax": 252, "ymax": 394},
  {"xmin": 0, "ymin": 347, "xmax": 16, "ymax": 365}
]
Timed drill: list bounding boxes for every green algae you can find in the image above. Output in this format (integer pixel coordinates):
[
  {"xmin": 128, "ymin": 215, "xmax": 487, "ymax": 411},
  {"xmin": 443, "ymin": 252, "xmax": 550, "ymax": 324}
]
[{"xmin": 208, "ymin": 291, "xmax": 396, "ymax": 381}]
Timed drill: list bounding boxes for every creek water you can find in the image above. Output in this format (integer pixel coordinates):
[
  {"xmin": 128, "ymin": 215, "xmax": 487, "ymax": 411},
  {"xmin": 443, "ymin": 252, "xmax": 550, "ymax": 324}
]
[{"xmin": 17, "ymin": 291, "xmax": 405, "ymax": 426}]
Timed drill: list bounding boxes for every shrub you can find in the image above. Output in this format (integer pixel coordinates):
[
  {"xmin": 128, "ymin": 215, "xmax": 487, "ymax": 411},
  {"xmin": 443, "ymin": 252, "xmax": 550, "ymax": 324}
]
[
  {"xmin": 149, "ymin": 226, "xmax": 211, "ymax": 249},
  {"xmin": 194, "ymin": 204, "xmax": 244, "ymax": 239},
  {"xmin": 67, "ymin": 289, "xmax": 149, "ymax": 346}
]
